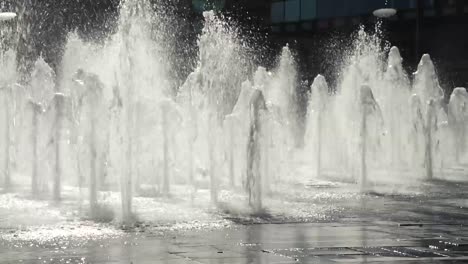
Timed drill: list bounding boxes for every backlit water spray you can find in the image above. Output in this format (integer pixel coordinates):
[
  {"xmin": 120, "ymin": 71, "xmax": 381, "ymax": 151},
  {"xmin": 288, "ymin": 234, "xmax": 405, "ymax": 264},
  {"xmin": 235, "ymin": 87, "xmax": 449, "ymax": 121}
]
[{"xmin": 0, "ymin": 1, "xmax": 466, "ymax": 225}]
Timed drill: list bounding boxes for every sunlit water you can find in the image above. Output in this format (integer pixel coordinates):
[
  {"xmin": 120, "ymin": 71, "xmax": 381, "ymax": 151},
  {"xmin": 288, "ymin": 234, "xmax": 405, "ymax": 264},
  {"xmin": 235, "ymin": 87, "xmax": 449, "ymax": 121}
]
[{"xmin": 0, "ymin": 0, "xmax": 467, "ymax": 244}]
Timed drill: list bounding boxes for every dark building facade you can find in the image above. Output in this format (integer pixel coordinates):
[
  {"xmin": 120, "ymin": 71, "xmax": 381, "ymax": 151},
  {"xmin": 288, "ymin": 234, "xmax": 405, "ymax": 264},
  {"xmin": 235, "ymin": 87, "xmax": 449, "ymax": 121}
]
[
  {"xmin": 263, "ymin": 0, "xmax": 468, "ymax": 91},
  {"xmin": 190, "ymin": 0, "xmax": 468, "ymax": 90},
  {"xmin": 3, "ymin": 0, "xmax": 467, "ymax": 89}
]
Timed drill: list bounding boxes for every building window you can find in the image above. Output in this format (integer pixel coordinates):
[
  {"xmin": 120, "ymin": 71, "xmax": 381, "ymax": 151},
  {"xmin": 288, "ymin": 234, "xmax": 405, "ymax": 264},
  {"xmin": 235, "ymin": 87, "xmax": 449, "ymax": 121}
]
[
  {"xmin": 285, "ymin": 0, "xmax": 300, "ymax": 22},
  {"xmin": 270, "ymin": 0, "xmax": 435, "ymax": 25},
  {"xmin": 271, "ymin": 1, "xmax": 285, "ymax": 23},
  {"xmin": 192, "ymin": 0, "xmax": 226, "ymax": 13},
  {"xmin": 301, "ymin": 0, "xmax": 317, "ymax": 20}
]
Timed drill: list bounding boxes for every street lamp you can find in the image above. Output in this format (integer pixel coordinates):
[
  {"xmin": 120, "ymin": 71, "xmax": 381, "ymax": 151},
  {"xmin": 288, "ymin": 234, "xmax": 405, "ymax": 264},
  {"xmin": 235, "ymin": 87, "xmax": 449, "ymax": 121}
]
[
  {"xmin": 0, "ymin": 12, "xmax": 17, "ymax": 21},
  {"xmin": 373, "ymin": 8, "xmax": 397, "ymax": 18}
]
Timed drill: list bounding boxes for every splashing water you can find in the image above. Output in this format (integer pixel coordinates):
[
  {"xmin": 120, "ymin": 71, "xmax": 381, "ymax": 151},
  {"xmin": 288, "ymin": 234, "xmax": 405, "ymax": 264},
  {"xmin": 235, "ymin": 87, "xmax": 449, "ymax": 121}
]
[{"xmin": 0, "ymin": 0, "xmax": 467, "ymax": 227}]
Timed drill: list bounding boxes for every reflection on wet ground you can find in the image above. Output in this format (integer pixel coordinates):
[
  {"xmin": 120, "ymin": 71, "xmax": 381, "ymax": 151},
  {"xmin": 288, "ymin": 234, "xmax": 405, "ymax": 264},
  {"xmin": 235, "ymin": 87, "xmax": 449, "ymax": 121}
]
[{"xmin": 1, "ymin": 180, "xmax": 468, "ymax": 263}]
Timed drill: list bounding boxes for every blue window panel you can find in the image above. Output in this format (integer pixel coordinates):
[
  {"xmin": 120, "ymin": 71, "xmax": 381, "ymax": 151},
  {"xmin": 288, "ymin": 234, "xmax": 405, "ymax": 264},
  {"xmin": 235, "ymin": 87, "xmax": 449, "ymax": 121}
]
[
  {"xmin": 358, "ymin": 0, "xmax": 392, "ymax": 14},
  {"xmin": 349, "ymin": 0, "xmax": 374, "ymax": 16},
  {"xmin": 192, "ymin": 0, "xmax": 226, "ymax": 13},
  {"xmin": 271, "ymin": 25, "xmax": 282, "ymax": 32},
  {"xmin": 301, "ymin": 21, "xmax": 314, "ymax": 30},
  {"xmin": 317, "ymin": 0, "xmax": 340, "ymax": 18},
  {"xmin": 301, "ymin": 0, "xmax": 317, "ymax": 20},
  {"xmin": 424, "ymin": 9, "xmax": 436, "ymax": 16},
  {"xmin": 313, "ymin": 0, "xmax": 434, "ymax": 19},
  {"xmin": 392, "ymin": 0, "xmax": 433, "ymax": 9},
  {"xmin": 424, "ymin": 0, "xmax": 435, "ymax": 8},
  {"xmin": 364, "ymin": 0, "xmax": 386, "ymax": 11},
  {"xmin": 392, "ymin": 0, "xmax": 415, "ymax": 9},
  {"xmin": 192, "ymin": 0, "xmax": 205, "ymax": 13},
  {"xmin": 285, "ymin": 0, "xmax": 300, "ymax": 22},
  {"xmin": 285, "ymin": 24, "xmax": 297, "ymax": 32},
  {"xmin": 317, "ymin": 0, "xmax": 383, "ymax": 18},
  {"xmin": 392, "ymin": 0, "xmax": 411, "ymax": 9},
  {"xmin": 271, "ymin": 1, "xmax": 285, "ymax": 23}
]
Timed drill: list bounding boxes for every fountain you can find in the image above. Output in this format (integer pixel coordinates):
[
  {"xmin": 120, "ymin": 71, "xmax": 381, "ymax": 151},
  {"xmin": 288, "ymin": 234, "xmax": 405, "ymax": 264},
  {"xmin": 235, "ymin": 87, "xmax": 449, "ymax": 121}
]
[
  {"xmin": 359, "ymin": 84, "xmax": 384, "ymax": 188},
  {"xmin": 0, "ymin": 0, "xmax": 467, "ymax": 229},
  {"xmin": 0, "ymin": 12, "xmax": 17, "ymax": 191},
  {"xmin": 305, "ymin": 75, "xmax": 329, "ymax": 178},
  {"xmin": 448, "ymin": 88, "xmax": 468, "ymax": 164},
  {"xmin": 227, "ymin": 80, "xmax": 254, "ymax": 188},
  {"xmin": 159, "ymin": 98, "xmax": 182, "ymax": 196},
  {"xmin": 410, "ymin": 94, "xmax": 426, "ymax": 177},
  {"xmin": 72, "ymin": 69, "xmax": 107, "ymax": 215},
  {"xmin": 246, "ymin": 89, "xmax": 267, "ymax": 211},
  {"xmin": 29, "ymin": 57, "xmax": 56, "ymax": 196},
  {"xmin": 382, "ymin": 47, "xmax": 411, "ymax": 174},
  {"xmin": 413, "ymin": 54, "xmax": 446, "ymax": 180}
]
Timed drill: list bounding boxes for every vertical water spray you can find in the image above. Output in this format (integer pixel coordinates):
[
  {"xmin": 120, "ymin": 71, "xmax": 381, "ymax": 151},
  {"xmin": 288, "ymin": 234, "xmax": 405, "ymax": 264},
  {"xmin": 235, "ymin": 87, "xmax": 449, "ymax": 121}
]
[
  {"xmin": 424, "ymin": 99, "xmax": 438, "ymax": 180},
  {"xmin": 230, "ymin": 80, "xmax": 256, "ymax": 188},
  {"xmin": 29, "ymin": 57, "xmax": 55, "ymax": 196},
  {"xmin": 52, "ymin": 98, "xmax": 62, "ymax": 201},
  {"xmin": 383, "ymin": 47, "xmax": 411, "ymax": 173},
  {"xmin": 253, "ymin": 67, "xmax": 273, "ymax": 190},
  {"xmin": 413, "ymin": 54, "xmax": 444, "ymax": 180},
  {"xmin": 59, "ymin": 0, "xmax": 173, "ymax": 220},
  {"xmin": 72, "ymin": 69, "xmax": 106, "ymax": 216},
  {"xmin": 1, "ymin": 83, "xmax": 12, "ymax": 190},
  {"xmin": 117, "ymin": 0, "xmax": 162, "ymax": 220},
  {"xmin": 159, "ymin": 99, "xmax": 181, "ymax": 196},
  {"xmin": 0, "ymin": 14, "xmax": 17, "ymax": 190},
  {"xmin": 178, "ymin": 72, "xmax": 201, "ymax": 194},
  {"xmin": 409, "ymin": 94, "xmax": 425, "ymax": 177},
  {"xmin": 359, "ymin": 85, "xmax": 383, "ymax": 189},
  {"xmin": 448, "ymin": 88, "xmax": 468, "ymax": 164},
  {"xmin": 182, "ymin": 10, "xmax": 250, "ymax": 204},
  {"xmin": 306, "ymin": 75, "xmax": 329, "ymax": 178},
  {"xmin": 224, "ymin": 112, "xmax": 236, "ymax": 188},
  {"xmin": 161, "ymin": 101, "xmax": 170, "ymax": 195},
  {"xmin": 246, "ymin": 89, "xmax": 267, "ymax": 212},
  {"xmin": 270, "ymin": 46, "xmax": 298, "ymax": 149},
  {"xmin": 413, "ymin": 55, "xmax": 444, "ymax": 108}
]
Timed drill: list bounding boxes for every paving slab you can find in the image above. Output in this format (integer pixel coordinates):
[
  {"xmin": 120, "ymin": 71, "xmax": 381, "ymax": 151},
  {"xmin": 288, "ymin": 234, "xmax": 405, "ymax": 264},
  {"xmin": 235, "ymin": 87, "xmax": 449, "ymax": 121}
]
[{"xmin": 1, "ymin": 180, "xmax": 468, "ymax": 263}]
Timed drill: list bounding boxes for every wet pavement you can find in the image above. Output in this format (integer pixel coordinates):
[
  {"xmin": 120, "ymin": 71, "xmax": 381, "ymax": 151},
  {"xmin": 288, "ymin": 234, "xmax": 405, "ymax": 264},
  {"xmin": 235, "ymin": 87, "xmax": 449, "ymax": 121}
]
[
  {"xmin": 2, "ymin": 222, "xmax": 468, "ymax": 263},
  {"xmin": 1, "ymin": 179, "xmax": 468, "ymax": 263}
]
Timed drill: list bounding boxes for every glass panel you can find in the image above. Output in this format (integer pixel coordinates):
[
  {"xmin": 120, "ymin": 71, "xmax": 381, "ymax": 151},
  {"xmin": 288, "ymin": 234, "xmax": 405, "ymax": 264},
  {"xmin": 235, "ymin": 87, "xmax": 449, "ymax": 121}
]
[
  {"xmin": 317, "ymin": 0, "xmax": 354, "ymax": 18},
  {"xmin": 271, "ymin": 25, "xmax": 282, "ymax": 32},
  {"xmin": 316, "ymin": 0, "xmax": 333, "ymax": 18},
  {"xmin": 424, "ymin": 0, "xmax": 435, "ymax": 8},
  {"xmin": 366, "ymin": 0, "xmax": 388, "ymax": 11},
  {"xmin": 349, "ymin": 0, "xmax": 389, "ymax": 15},
  {"xmin": 192, "ymin": 0, "xmax": 205, "ymax": 13},
  {"xmin": 271, "ymin": 1, "xmax": 285, "ymax": 23},
  {"xmin": 285, "ymin": 0, "xmax": 300, "ymax": 22},
  {"xmin": 192, "ymin": 0, "xmax": 226, "ymax": 13},
  {"xmin": 313, "ymin": 0, "xmax": 431, "ymax": 18},
  {"xmin": 302, "ymin": 0, "xmax": 433, "ymax": 20},
  {"xmin": 301, "ymin": 0, "xmax": 317, "ymax": 20},
  {"xmin": 301, "ymin": 22, "xmax": 314, "ymax": 30},
  {"xmin": 349, "ymin": 0, "xmax": 367, "ymax": 16},
  {"xmin": 393, "ymin": 0, "xmax": 433, "ymax": 10},
  {"xmin": 393, "ymin": 0, "xmax": 415, "ymax": 9},
  {"xmin": 285, "ymin": 24, "xmax": 297, "ymax": 32}
]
